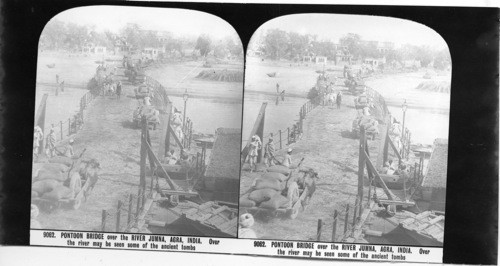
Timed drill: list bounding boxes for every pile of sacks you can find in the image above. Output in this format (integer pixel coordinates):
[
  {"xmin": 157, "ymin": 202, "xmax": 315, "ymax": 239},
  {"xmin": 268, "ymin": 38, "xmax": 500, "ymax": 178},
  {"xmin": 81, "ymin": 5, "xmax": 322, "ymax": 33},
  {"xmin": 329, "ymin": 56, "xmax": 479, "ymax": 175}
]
[
  {"xmin": 240, "ymin": 165, "xmax": 296, "ymax": 211},
  {"xmin": 31, "ymin": 160, "xmax": 81, "ymax": 202},
  {"xmin": 352, "ymin": 115, "xmax": 379, "ymax": 136},
  {"xmin": 133, "ymin": 105, "xmax": 160, "ymax": 125}
]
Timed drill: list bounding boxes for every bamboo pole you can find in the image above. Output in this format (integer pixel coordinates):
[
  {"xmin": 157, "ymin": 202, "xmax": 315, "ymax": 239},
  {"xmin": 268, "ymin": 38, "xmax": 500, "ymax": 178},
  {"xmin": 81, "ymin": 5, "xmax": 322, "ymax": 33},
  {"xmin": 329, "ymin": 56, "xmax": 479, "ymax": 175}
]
[
  {"xmin": 116, "ymin": 200, "xmax": 122, "ymax": 231},
  {"xmin": 101, "ymin": 210, "xmax": 107, "ymax": 231},
  {"xmin": 317, "ymin": 219, "xmax": 323, "ymax": 241},
  {"xmin": 60, "ymin": 121, "xmax": 63, "ymax": 140},
  {"xmin": 127, "ymin": 194, "xmax": 133, "ymax": 225},
  {"xmin": 332, "ymin": 210, "xmax": 338, "ymax": 242},
  {"xmin": 352, "ymin": 198, "xmax": 359, "ymax": 231},
  {"xmin": 279, "ymin": 130, "xmax": 282, "ymax": 149},
  {"xmin": 343, "ymin": 204, "xmax": 350, "ymax": 234}
]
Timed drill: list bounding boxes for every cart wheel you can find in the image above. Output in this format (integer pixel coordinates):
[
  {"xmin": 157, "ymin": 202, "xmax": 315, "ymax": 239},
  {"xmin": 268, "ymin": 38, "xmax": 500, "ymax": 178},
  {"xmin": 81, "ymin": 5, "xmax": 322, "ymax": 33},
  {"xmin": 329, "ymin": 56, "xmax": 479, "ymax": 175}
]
[
  {"xmin": 289, "ymin": 203, "xmax": 300, "ymax": 220},
  {"xmin": 72, "ymin": 198, "xmax": 81, "ymax": 210},
  {"xmin": 69, "ymin": 173, "xmax": 82, "ymax": 195},
  {"xmin": 287, "ymin": 182, "xmax": 299, "ymax": 205}
]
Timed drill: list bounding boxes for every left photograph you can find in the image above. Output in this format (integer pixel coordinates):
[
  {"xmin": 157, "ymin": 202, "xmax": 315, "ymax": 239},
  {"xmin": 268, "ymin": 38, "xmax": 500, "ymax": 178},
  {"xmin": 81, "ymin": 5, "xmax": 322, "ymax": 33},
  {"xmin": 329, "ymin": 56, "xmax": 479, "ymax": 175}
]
[{"xmin": 31, "ymin": 6, "xmax": 243, "ymax": 237}]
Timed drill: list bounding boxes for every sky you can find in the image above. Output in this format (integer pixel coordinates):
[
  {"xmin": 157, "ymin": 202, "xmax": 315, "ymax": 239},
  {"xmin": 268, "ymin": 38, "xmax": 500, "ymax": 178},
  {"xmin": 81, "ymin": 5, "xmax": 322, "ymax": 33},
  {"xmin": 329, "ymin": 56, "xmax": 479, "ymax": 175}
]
[
  {"xmin": 251, "ymin": 14, "xmax": 449, "ymax": 50},
  {"xmin": 52, "ymin": 6, "xmax": 240, "ymax": 41}
]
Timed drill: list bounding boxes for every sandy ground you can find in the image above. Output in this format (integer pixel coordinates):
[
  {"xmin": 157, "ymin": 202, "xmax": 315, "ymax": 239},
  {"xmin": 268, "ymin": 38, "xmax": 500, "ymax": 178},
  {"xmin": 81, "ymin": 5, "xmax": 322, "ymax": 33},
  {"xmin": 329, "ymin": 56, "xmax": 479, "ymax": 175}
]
[{"xmin": 147, "ymin": 60, "xmax": 243, "ymax": 101}]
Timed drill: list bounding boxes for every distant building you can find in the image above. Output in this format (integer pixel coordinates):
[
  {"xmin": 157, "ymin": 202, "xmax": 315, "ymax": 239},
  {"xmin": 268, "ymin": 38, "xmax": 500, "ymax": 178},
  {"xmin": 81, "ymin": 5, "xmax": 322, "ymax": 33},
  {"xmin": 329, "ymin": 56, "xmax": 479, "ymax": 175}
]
[
  {"xmin": 315, "ymin": 56, "xmax": 328, "ymax": 64},
  {"xmin": 142, "ymin": 47, "xmax": 164, "ymax": 60},
  {"xmin": 364, "ymin": 57, "xmax": 386, "ymax": 67},
  {"xmin": 419, "ymin": 138, "xmax": 448, "ymax": 212},
  {"xmin": 81, "ymin": 43, "xmax": 107, "ymax": 54},
  {"xmin": 201, "ymin": 128, "xmax": 241, "ymax": 203},
  {"xmin": 403, "ymin": 59, "xmax": 421, "ymax": 68},
  {"xmin": 378, "ymin": 41, "xmax": 395, "ymax": 53}
]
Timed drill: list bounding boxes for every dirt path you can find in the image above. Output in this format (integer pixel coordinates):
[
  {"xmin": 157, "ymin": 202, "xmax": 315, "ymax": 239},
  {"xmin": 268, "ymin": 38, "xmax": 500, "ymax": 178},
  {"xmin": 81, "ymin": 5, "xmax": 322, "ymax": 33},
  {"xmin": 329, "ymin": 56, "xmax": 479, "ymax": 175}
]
[
  {"xmin": 240, "ymin": 90, "xmax": 382, "ymax": 242},
  {"xmin": 37, "ymin": 67, "xmax": 147, "ymax": 231}
]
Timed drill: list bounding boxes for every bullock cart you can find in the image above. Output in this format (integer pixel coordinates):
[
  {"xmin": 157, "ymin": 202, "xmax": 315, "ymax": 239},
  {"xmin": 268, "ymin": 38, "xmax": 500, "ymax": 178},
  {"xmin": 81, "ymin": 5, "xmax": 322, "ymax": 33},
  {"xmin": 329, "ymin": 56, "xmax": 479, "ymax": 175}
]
[{"xmin": 240, "ymin": 168, "xmax": 318, "ymax": 220}]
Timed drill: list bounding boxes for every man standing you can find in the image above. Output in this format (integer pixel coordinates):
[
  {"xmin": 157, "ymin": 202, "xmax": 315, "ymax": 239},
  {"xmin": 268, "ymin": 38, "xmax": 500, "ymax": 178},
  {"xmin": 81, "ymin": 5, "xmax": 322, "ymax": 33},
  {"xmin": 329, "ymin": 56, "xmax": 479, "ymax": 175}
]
[
  {"xmin": 336, "ymin": 91, "xmax": 343, "ymax": 109},
  {"xmin": 281, "ymin": 148, "xmax": 293, "ymax": 168},
  {"xmin": 45, "ymin": 126, "xmax": 56, "ymax": 157},
  {"xmin": 263, "ymin": 136, "xmax": 276, "ymax": 167},
  {"xmin": 33, "ymin": 126, "xmax": 44, "ymax": 158},
  {"xmin": 64, "ymin": 139, "xmax": 75, "ymax": 158},
  {"xmin": 116, "ymin": 81, "xmax": 122, "ymax": 99}
]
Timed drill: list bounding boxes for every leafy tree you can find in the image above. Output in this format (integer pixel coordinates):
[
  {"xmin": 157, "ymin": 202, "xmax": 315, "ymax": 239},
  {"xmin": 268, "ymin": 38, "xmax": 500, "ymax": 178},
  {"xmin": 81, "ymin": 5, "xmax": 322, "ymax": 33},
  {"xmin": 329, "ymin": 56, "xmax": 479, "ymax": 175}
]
[
  {"xmin": 64, "ymin": 23, "xmax": 89, "ymax": 50},
  {"xmin": 195, "ymin": 34, "xmax": 212, "ymax": 57},
  {"xmin": 225, "ymin": 36, "xmax": 243, "ymax": 58},
  {"xmin": 339, "ymin": 33, "xmax": 362, "ymax": 59},
  {"xmin": 287, "ymin": 32, "xmax": 310, "ymax": 59},
  {"xmin": 40, "ymin": 19, "xmax": 66, "ymax": 50},
  {"xmin": 311, "ymin": 40, "xmax": 337, "ymax": 60},
  {"xmin": 214, "ymin": 42, "xmax": 228, "ymax": 58},
  {"xmin": 121, "ymin": 23, "xmax": 142, "ymax": 50},
  {"xmin": 263, "ymin": 29, "xmax": 289, "ymax": 59},
  {"xmin": 433, "ymin": 49, "xmax": 451, "ymax": 70}
]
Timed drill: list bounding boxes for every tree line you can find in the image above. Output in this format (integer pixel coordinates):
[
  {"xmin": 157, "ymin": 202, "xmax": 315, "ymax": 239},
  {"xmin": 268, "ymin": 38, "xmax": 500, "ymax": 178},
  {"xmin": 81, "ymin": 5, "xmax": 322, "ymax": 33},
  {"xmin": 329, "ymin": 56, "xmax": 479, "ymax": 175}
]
[
  {"xmin": 258, "ymin": 29, "xmax": 451, "ymax": 69},
  {"xmin": 39, "ymin": 20, "xmax": 243, "ymax": 59}
]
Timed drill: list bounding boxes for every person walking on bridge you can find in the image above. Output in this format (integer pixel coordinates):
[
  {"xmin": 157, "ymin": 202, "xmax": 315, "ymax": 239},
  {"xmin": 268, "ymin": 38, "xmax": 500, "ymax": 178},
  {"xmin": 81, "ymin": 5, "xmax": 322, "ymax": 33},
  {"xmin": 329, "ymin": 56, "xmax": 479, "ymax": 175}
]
[
  {"xmin": 264, "ymin": 136, "xmax": 276, "ymax": 167},
  {"xmin": 45, "ymin": 126, "xmax": 56, "ymax": 157},
  {"xmin": 336, "ymin": 91, "xmax": 343, "ymax": 109},
  {"xmin": 116, "ymin": 81, "xmax": 122, "ymax": 99}
]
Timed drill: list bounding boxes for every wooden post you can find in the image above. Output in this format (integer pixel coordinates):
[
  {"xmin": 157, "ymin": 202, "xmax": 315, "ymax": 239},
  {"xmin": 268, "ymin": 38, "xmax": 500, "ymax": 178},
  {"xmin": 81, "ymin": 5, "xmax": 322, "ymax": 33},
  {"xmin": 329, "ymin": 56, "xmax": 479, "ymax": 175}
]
[
  {"xmin": 343, "ymin": 204, "xmax": 350, "ymax": 234},
  {"xmin": 60, "ymin": 120, "xmax": 63, "ymax": 140},
  {"xmin": 358, "ymin": 126, "xmax": 366, "ymax": 207},
  {"xmin": 316, "ymin": 219, "xmax": 323, "ymax": 241},
  {"xmin": 279, "ymin": 130, "xmax": 282, "ymax": 149},
  {"xmin": 352, "ymin": 198, "xmax": 359, "ymax": 231},
  {"xmin": 414, "ymin": 162, "xmax": 418, "ymax": 185},
  {"xmin": 136, "ymin": 189, "xmax": 141, "ymax": 219},
  {"xmin": 68, "ymin": 118, "xmax": 71, "ymax": 136},
  {"xmin": 332, "ymin": 210, "xmax": 338, "ymax": 242},
  {"xmin": 116, "ymin": 200, "xmax": 122, "ymax": 231},
  {"xmin": 367, "ymin": 177, "xmax": 372, "ymax": 207},
  {"xmin": 287, "ymin": 127, "xmax": 290, "ymax": 144},
  {"xmin": 127, "ymin": 194, "xmax": 133, "ymax": 225},
  {"xmin": 101, "ymin": 210, "xmax": 107, "ymax": 231}
]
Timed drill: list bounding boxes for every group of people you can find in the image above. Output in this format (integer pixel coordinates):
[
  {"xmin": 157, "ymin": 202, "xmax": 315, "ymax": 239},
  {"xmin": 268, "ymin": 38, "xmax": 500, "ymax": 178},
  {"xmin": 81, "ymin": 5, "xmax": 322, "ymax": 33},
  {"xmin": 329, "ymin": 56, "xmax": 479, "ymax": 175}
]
[
  {"xmin": 245, "ymin": 134, "xmax": 296, "ymax": 172},
  {"xmin": 171, "ymin": 109, "xmax": 185, "ymax": 143},
  {"xmin": 164, "ymin": 148, "xmax": 191, "ymax": 167},
  {"xmin": 33, "ymin": 124, "xmax": 75, "ymax": 160}
]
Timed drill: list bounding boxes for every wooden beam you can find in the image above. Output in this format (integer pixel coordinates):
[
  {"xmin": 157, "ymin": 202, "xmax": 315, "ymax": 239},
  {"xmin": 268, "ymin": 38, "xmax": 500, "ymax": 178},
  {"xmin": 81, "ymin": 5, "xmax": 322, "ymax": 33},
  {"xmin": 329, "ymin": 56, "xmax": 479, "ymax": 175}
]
[
  {"xmin": 158, "ymin": 102, "xmax": 172, "ymax": 158},
  {"xmin": 387, "ymin": 134, "xmax": 402, "ymax": 161},
  {"xmin": 348, "ymin": 202, "xmax": 375, "ymax": 242},
  {"xmin": 377, "ymin": 199, "xmax": 415, "ymax": 206},
  {"xmin": 135, "ymin": 191, "xmax": 157, "ymax": 230},
  {"xmin": 157, "ymin": 190, "xmax": 198, "ymax": 197},
  {"xmin": 364, "ymin": 150, "xmax": 396, "ymax": 200},
  {"xmin": 168, "ymin": 123, "xmax": 184, "ymax": 150},
  {"xmin": 358, "ymin": 127, "xmax": 366, "ymax": 204},
  {"xmin": 143, "ymin": 140, "xmax": 181, "ymax": 191}
]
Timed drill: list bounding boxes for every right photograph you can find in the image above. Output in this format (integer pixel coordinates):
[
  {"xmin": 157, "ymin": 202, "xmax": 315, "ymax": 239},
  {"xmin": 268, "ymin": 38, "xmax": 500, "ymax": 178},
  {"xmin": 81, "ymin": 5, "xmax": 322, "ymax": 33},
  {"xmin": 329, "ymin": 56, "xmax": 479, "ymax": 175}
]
[{"xmin": 239, "ymin": 14, "xmax": 450, "ymax": 246}]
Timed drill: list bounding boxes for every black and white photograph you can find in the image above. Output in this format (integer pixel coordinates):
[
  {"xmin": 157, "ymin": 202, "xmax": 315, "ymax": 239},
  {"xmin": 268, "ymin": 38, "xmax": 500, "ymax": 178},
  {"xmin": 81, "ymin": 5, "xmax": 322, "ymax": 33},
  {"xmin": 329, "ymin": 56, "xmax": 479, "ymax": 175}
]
[
  {"xmin": 239, "ymin": 14, "xmax": 450, "ymax": 246},
  {"xmin": 31, "ymin": 6, "xmax": 243, "ymax": 237}
]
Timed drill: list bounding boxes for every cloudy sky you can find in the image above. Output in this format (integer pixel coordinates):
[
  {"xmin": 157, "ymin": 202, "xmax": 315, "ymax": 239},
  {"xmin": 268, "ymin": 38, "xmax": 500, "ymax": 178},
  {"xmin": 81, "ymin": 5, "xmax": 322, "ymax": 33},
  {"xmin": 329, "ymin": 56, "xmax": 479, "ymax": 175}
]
[
  {"xmin": 251, "ymin": 14, "xmax": 449, "ymax": 50},
  {"xmin": 53, "ymin": 6, "xmax": 240, "ymax": 41}
]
